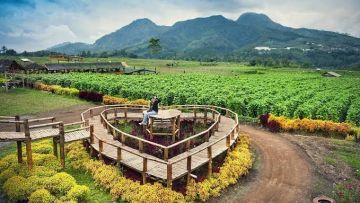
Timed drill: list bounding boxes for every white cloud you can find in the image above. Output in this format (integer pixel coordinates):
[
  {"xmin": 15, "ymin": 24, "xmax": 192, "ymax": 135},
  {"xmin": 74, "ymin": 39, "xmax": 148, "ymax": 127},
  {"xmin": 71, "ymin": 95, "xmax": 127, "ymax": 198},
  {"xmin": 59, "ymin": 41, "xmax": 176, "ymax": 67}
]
[{"xmin": 0, "ymin": 0, "xmax": 359, "ymax": 52}]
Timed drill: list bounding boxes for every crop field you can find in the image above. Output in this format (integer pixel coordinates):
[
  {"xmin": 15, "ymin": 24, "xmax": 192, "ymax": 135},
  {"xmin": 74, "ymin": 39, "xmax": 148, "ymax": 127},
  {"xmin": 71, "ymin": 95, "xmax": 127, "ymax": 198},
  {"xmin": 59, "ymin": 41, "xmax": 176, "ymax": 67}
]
[{"xmin": 22, "ymin": 69, "xmax": 360, "ymax": 125}]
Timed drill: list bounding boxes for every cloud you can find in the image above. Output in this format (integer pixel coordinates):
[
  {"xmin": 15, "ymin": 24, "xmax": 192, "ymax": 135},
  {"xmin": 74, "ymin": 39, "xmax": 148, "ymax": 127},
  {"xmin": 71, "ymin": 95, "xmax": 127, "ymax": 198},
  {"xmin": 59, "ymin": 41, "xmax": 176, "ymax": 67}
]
[{"xmin": 0, "ymin": 0, "xmax": 359, "ymax": 52}]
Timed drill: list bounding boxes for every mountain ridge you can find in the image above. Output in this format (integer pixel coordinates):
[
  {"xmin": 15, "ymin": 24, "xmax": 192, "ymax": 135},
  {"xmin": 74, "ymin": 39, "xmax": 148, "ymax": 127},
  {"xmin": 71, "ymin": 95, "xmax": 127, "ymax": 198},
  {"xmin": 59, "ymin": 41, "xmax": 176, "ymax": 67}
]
[{"xmin": 48, "ymin": 12, "xmax": 360, "ymax": 68}]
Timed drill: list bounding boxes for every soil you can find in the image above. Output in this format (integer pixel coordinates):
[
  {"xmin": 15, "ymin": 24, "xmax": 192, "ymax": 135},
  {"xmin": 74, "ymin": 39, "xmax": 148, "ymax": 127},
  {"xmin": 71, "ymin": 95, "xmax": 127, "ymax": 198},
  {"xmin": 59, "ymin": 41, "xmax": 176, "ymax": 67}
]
[{"xmin": 211, "ymin": 124, "xmax": 313, "ymax": 203}]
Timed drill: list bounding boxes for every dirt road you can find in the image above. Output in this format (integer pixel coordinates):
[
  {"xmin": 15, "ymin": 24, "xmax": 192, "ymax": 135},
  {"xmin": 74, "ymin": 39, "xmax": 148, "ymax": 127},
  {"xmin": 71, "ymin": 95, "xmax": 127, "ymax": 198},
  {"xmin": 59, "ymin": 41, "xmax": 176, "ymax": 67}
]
[{"xmin": 236, "ymin": 124, "xmax": 312, "ymax": 203}]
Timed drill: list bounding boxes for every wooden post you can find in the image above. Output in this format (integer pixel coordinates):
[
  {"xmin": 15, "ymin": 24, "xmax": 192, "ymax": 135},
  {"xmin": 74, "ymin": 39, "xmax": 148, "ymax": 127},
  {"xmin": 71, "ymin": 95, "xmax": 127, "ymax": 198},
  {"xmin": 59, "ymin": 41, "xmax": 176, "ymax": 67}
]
[
  {"xmin": 16, "ymin": 141, "xmax": 22, "ymax": 163},
  {"xmin": 225, "ymin": 110, "xmax": 229, "ymax": 117},
  {"xmin": 149, "ymin": 117, "xmax": 154, "ymax": 139},
  {"xmin": 205, "ymin": 131, "xmax": 210, "ymax": 142},
  {"xmin": 89, "ymin": 125, "xmax": 94, "ymax": 144},
  {"xmin": 24, "ymin": 119, "xmax": 33, "ymax": 169},
  {"xmin": 212, "ymin": 107, "xmax": 215, "ymax": 119},
  {"xmin": 204, "ymin": 110, "xmax": 207, "ymax": 124},
  {"xmin": 138, "ymin": 140, "xmax": 143, "ymax": 153},
  {"xmin": 98, "ymin": 140, "xmax": 103, "ymax": 160},
  {"xmin": 53, "ymin": 137, "xmax": 58, "ymax": 158},
  {"xmin": 231, "ymin": 130, "xmax": 235, "ymax": 140},
  {"xmin": 177, "ymin": 115, "xmax": 181, "ymax": 138},
  {"xmin": 121, "ymin": 133, "xmax": 125, "ymax": 146},
  {"xmin": 207, "ymin": 146, "xmax": 212, "ymax": 177},
  {"xmin": 193, "ymin": 108, "xmax": 197, "ymax": 123},
  {"xmin": 164, "ymin": 148, "xmax": 169, "ymax": 161},
  {"xmin": 187, "ymin": 156, "xmax": 192, "ymax": 185},
  {"xmin": 142, "ymin": 158, "xmax": 147, "ymax": 184},
  {"xmin": 124, "ymin": 107, "xmax": 128, "ymax": 122},
  {"xmin": 90, "ymin": 109, "xmax": 93, "ymax": 118},
  {"xmin": 167, "ymin": 164, "xmax": 172, "ymax": 188},
  {"xmin": 186, "ymin": 140, "xmax": 191, "ymax": 151},
  {"xmin": 107, "ymin": 124, "xmax": 111, "ymax": 134},
  {"xmin": 215, "ymin": 120, "xmax": 219, "ymax": 131},
  {"xmin": 15, "ymin": 116, "xmax": 23, "ymax": 163},
  {"xmin": 226, "ymin": 134, "xmax": 230, "ymax": 148},
  {"xmin": 15, "ymin": 115, "xmax": 20, "ymax": 132},
  {"xmin": 114, "ymin": 108, "xmax": 118, "ymax": 119},
  {"xmin": 59, "ymin": 123, "xmax": 65, "ymax": 168},
  {"xmin": 117, "ymin": 147, "xmax": 122, "ymax": 167},
  {"xmin": 113, "ymin": 130, "xmax": 117, "ymax": 140},
  {"xmin": 171, "ymin": 118, "xmax": 176, "ymax": 143}
]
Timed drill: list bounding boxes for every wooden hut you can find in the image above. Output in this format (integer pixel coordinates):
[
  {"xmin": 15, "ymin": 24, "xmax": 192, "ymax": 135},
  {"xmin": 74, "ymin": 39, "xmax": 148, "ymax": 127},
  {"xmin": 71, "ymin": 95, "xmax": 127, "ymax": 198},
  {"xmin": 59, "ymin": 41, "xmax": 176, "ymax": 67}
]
[{"xmin": 0, "ymin": 59, "xmax": 24, "ymax": 73}]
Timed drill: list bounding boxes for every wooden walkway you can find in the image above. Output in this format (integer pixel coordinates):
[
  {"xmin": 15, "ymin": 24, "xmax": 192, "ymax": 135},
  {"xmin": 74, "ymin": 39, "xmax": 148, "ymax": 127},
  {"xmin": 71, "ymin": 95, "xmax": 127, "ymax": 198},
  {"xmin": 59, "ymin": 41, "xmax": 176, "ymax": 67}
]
[
  {"xmin": 84, "ymin": 105, "xmax": 240, "ymax": 187},
  {"xmin": 0, "ymin": 116, "xmax": 90, "ymax": 168}
]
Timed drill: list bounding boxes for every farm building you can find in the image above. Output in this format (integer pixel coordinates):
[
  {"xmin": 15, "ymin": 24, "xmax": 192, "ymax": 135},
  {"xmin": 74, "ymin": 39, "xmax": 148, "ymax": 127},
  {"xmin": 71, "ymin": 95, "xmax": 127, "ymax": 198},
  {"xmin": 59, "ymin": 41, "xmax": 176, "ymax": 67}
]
[
  {"xmin": 0, "ymin": 59, "xmax": 24, "ymax": 73},
  {"xmin": 23, "ymin": 63, "xmax": 47, "ymax": 72},
  {"xmin": 43, "ymin": 62, "xmax": 156, "ymax": 74},
  {"xmin": 322, "ymin": 71, "xmax": 341, "ymax": 77},
  {"xmin": 44, "ymin": 62, "xmax": 125, "ymax": 73}
]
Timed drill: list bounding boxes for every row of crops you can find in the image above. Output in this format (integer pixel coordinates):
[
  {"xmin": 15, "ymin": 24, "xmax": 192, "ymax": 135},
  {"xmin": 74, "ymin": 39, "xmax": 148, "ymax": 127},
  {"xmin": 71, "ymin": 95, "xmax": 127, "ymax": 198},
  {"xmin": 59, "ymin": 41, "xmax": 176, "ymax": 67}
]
[{"xmin": 20, "ymin": 72, "xmax": 360, "ymax": 125}]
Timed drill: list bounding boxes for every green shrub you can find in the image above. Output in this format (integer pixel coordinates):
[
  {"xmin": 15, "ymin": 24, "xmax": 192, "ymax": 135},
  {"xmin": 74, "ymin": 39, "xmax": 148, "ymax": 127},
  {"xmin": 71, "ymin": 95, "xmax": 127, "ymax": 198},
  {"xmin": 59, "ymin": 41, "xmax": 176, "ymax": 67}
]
[
  {"xmin": 33, "ymin": 153, "xmax": 62, "ymax": 171},
  {"xmin": 3, "ymin": 176, "xmax": 30, "ymax": 200},
  {"xmin": 66, "ymin": 185, "xmax": 90, "ymax": 202},
  {"xmin": 31, "ymin": 166, "xmax": 57, "ymax": 177},
  {"xmin": 47, "ymin": 172, "xmax": 76, "ymax": 196},
  {"xmin": 27, "ymin": 176, "xmax": 50, "ymax": 194},
  {"xmin": 0, "ymin": 169, "xmax": 16, "ymax": 184},
  {"xmin": 0, "ymin": 154, "xmax": 18, "ymax": 171},
  {"xmin": 29, "ymin": 189, "xmax": 56, "ymax": 203}
]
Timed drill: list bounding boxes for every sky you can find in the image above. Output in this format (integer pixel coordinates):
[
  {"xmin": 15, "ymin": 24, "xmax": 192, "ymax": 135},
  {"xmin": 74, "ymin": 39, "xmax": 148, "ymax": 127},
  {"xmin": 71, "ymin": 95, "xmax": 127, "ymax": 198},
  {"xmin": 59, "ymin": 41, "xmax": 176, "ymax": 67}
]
[{"xmin": 0, "ymin": 0, "xmax": 359, "ymax": 52}]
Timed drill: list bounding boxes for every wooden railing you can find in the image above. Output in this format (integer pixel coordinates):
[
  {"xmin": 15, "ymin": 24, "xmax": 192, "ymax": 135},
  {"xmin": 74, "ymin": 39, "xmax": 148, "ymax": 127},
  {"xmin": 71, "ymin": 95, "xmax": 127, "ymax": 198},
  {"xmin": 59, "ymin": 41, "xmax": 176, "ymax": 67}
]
[
  {"xmin": 81, "ymin": 104, "xmax": 240, "ymax": 188},
  {"xmin": 98, "ymin": 105, "xmax": 221, "ymax": 160}
]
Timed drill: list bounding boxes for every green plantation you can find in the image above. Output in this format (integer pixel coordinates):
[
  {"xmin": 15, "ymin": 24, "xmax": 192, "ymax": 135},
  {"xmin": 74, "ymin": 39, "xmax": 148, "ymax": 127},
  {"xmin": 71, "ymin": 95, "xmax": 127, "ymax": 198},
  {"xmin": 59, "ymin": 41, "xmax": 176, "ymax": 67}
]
[{"xmin": 22, "ymin": 70, "xmax": 360, "ymax": 125}]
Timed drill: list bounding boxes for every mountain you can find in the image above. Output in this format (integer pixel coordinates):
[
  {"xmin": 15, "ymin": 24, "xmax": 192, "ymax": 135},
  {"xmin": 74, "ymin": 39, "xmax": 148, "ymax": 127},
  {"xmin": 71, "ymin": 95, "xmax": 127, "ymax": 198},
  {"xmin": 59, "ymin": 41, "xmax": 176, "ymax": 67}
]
[
  {"xmin": 94, "ymin": 18, "xmax": 169, "ymax": 51},
  {"xmin": 48, "ymin": 12, "xmax": 360, "ymax": 68}
]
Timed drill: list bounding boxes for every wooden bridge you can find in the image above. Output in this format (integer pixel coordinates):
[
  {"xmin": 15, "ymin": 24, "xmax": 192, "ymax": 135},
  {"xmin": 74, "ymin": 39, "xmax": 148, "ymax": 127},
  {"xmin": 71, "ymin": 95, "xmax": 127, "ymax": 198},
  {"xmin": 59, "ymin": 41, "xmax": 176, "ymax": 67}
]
[
  {"xmin": 0, "ymin": 104, "xmax": 240, "ymax": 188},
  {"xmin": 0, "ymin": 116, "xmax": 90, "ymax": 168}
]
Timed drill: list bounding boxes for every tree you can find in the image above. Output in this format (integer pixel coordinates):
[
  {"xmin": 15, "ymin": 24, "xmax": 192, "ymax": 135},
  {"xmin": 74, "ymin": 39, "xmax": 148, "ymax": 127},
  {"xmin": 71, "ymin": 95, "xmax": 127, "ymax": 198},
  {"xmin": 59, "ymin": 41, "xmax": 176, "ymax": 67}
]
[
  {"xmin": 148, "ymin": 38, "xmax": 161, "ymax": 56},
  {"xmin": 5, "ymin": 49, "xmax": 17, "ymax": 56},
  {"xmin": 1, "ymin": 46, "xmax": 7, "ymax": 54}
]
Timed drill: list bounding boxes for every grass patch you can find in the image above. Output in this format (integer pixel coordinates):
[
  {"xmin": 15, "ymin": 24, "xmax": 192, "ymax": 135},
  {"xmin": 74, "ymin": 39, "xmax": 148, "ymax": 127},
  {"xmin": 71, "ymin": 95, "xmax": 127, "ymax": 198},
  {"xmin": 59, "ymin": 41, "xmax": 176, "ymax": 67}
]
[
  {"xmin": 63, "ymin": 164, "xmax": 124, "ymax": 203},
  {"xmin": 331, "ymin": 139, "xmax": 360, "ymax": 179},
  {"xmin": 0, "ymin": 88, "xmax": 90, "ymax": 116}
]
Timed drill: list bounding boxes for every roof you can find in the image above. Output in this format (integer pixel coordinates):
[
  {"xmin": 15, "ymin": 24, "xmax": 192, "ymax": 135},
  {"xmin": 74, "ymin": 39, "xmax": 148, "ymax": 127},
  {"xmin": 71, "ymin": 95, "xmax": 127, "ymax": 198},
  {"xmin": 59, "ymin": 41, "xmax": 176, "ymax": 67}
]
[
  {"xmin": 44, "ymin": 62, "xmax": 124, "ymax": 71},
  {"xmin": 20, "ymin": 58, "xmax": 33, "ymax": 62},
  {"xmin": 24, "ymin": 63, "xmax": 47, "ymax": 71},
  {"xmin": 0, "ymin": 59, "xmax": 24, "ymax": 73},
  {"xmin": 324, "ymin": 71, "xmax": 341, "ymax": 77}
]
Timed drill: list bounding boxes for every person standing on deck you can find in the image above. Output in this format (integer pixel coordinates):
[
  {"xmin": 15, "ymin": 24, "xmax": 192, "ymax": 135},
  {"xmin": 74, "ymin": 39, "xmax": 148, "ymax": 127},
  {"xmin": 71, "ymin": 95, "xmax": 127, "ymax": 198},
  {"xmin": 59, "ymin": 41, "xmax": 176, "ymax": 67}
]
[{"xmin": 139, "ymin": 96, "xmax": 161, "ymax": 125}]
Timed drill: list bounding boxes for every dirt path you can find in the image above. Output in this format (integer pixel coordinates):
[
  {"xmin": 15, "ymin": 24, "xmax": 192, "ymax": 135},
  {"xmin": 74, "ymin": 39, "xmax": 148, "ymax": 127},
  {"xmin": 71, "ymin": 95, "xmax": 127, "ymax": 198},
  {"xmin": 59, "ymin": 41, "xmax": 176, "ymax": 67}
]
[{"xmin": 236, "ymin": 125, "xmax": 312, "ymax": 203}]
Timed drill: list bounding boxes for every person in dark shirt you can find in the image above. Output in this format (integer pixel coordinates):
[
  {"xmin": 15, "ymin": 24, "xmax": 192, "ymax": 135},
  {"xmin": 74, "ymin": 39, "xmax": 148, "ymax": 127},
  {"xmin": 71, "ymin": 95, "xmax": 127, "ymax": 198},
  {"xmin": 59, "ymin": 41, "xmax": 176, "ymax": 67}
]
[{"xmin": 139, "ymin": 96, "xmax": 161, "ymax": 125}]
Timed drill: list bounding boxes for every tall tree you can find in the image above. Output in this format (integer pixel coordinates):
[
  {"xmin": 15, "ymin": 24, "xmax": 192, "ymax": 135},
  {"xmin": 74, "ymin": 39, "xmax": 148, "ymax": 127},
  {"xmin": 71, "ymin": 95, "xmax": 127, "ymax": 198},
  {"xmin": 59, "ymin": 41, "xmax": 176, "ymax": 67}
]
[
  {"xmin": 148, "ymin": 38, "xmax": 161, "ymax": 56},
  {"xmin": 1, "ymin": 46, "xmax": 7, "ymax": 54}
]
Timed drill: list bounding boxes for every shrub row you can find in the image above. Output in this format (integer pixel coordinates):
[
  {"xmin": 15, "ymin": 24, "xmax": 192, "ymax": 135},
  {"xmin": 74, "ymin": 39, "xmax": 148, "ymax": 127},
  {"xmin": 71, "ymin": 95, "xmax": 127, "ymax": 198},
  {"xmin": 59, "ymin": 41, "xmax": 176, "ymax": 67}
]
[
  {"xmin": 34, "ymin": 82, "xmax": 79, "ymax": 96},
  {"xmin": 260, "ymin": 113, "xmax": 360, "ymax": 140},
  {"xmin": 33, "ymin": 82, "xmax": 150, "ymax": 104},
  {"xmin": 185, "ymin": 134, "xmax": 253, "ymax": 202},
  {"xmin": 103, "ymin": 95, "xmax": 149, "ymax": 106},
  {"xmin": 0, "ymin": 139, "xmax": 89, "ymax": 203}
]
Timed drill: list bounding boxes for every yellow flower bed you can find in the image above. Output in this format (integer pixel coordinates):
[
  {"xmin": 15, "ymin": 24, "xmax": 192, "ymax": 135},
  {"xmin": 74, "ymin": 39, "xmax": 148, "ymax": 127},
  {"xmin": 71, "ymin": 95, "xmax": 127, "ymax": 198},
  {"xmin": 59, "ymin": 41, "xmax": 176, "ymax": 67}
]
[
  {"xmin": 66, "ymin": 142, "xmax": 185, "ymax": 202},
  {"xmin": 66, "ymin": 133, "xmax": 252, "ymax": 202},
  {"xmin": 0, "ymin": 139, "xmax": 89, "ymax": 202},
  {"xmin": 186, "ymin": 134, "xmax": 253, "ymax": 202},
  {"xmin": 103, "ymin": 95, "xmax": 150, "ymax": 106},
  {"xmin": 268, "ymin": 114, "xmax": 357, "ymax": 138}
]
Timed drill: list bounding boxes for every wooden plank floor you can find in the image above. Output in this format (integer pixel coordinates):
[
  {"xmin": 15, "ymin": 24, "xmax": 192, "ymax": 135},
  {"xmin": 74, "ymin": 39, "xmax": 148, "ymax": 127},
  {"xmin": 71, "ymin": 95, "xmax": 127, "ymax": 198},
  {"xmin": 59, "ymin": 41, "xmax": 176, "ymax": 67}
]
[{"xmin": 89, "ymin": 112, "xmax": 237, "ymax": 181}]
